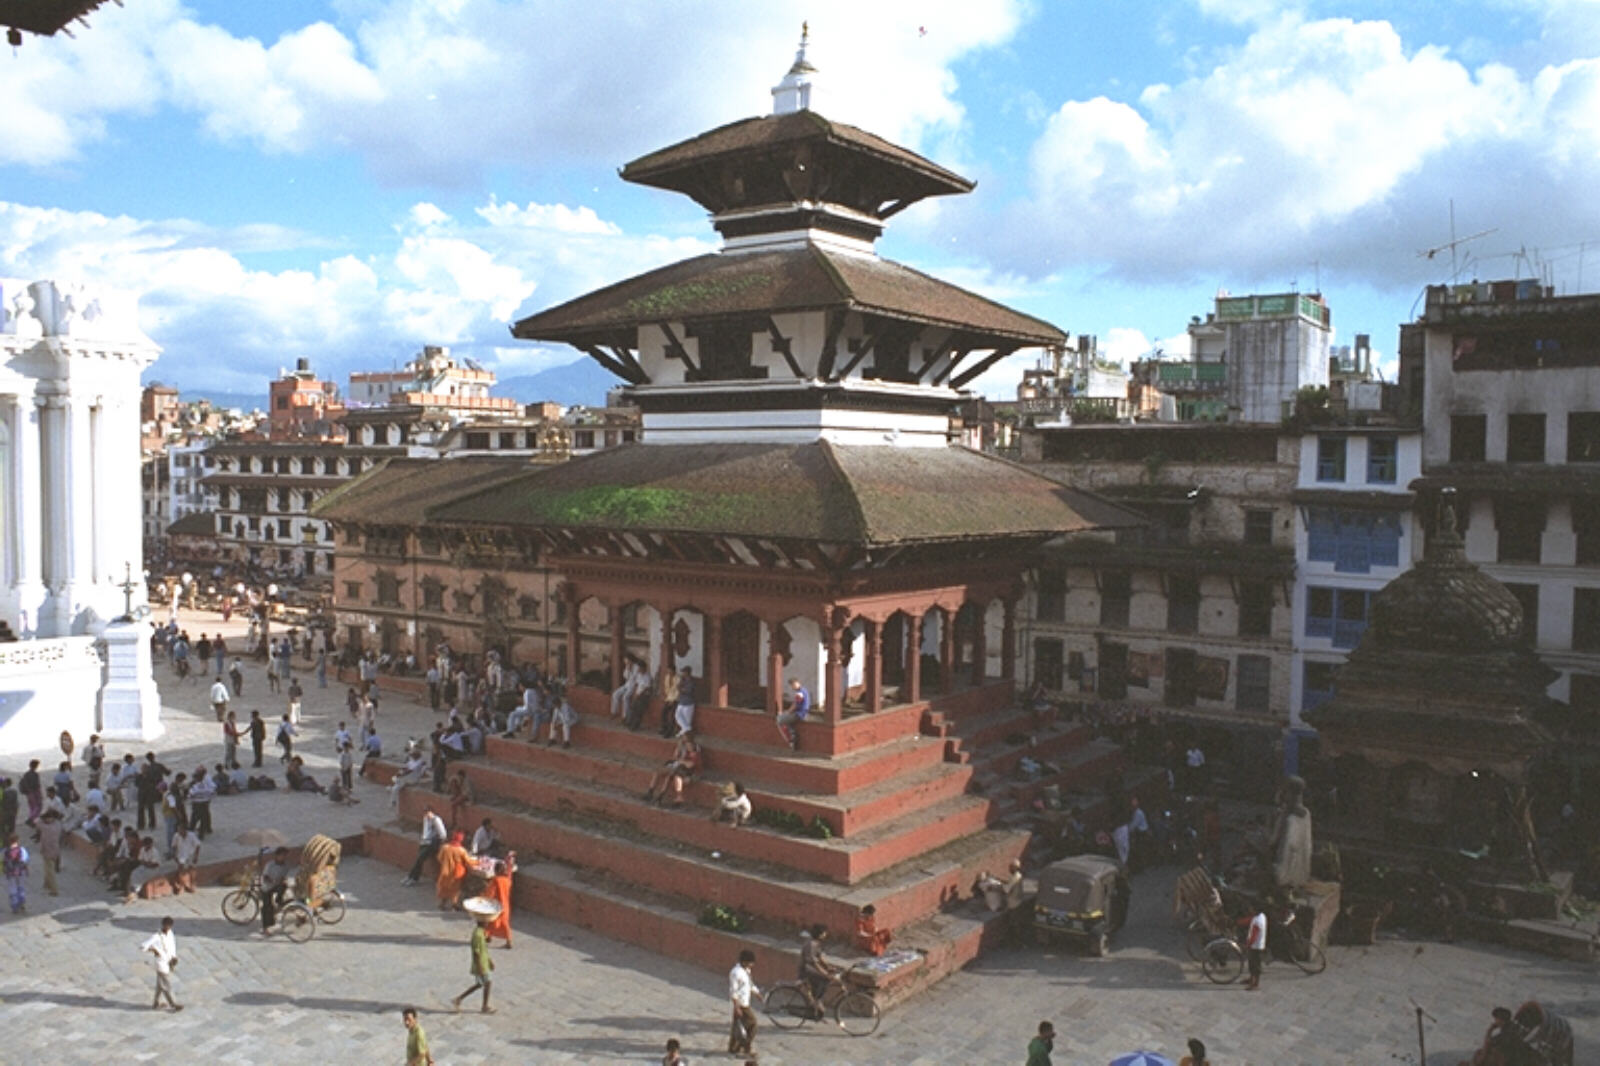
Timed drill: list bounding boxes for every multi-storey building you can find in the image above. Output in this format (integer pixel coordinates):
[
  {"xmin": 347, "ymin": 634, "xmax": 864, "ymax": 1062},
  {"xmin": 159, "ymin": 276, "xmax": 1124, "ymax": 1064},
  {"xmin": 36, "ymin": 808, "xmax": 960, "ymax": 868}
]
[
  {"xmin": 1018, "ymin": 422, "xmax": 1298, "ymax": 781},
  {"xmin": 268, "ymin": 357, "xmax": 343, "ymax": 439},
  {"xmin": 1404, "ymin": 281, "xmax": 1600, "ymax": 803},
  {"xmin": 348, "ymin": 345, "xmax": 516, "ymax": 414},
  {"xmin": 1289, "ymin": 419, "xmax": 1423, "ymax": 733}
]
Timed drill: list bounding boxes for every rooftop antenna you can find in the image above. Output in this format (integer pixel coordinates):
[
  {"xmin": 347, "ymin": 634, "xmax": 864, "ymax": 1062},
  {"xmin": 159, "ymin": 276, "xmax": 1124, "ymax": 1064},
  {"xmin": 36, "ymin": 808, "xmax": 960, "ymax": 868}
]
[{"xmin": 1418, "ymin": 200, "xmax": 1495, "ymax": 280}]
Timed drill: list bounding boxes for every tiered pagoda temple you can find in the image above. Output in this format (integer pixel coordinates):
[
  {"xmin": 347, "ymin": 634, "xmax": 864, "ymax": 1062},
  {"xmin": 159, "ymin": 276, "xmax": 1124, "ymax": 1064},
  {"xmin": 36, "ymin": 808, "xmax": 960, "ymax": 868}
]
[{"xmin": 336, "ymin": 32, "xmax": 1141, "ymax": 1000}]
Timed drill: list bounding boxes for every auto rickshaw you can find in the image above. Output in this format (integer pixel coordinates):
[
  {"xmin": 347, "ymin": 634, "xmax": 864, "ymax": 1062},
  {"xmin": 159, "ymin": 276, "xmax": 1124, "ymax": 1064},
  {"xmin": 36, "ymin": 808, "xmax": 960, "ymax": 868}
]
[{"xmin": 1033, "ymin": 854, "xmax": 1131, "ymax": 956}]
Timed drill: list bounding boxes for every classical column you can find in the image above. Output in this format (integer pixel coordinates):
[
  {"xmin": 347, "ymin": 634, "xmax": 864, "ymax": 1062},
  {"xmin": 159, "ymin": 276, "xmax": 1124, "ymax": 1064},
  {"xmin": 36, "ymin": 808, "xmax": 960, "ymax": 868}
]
[
  {"xmin": 823, "ymin": 611, "xmax": 845, "ymax": 722},
  {"xmin": 864, "ymin": 618, "xmax": 883, "ymax": 714},
  {"xmin": 66, "ymin": 393, "xmax": 97, "ymax": 588},
  {"xmin": 970, "ymin": 605, "xmax": 987, "ymax": 687},
  {"xmin": 765, "ymin": 618, "xmax": 785, "ymax": 715},
  {"xmin": 907, "ymin": 610, "xmax": 924, "ymax": 704},
  {"xmin": 564, "ymin": 585, "xmax": 582, "ymax": 681},
  {"xmin": 7, "ymin": 395, "xmax": 45, "ymax": 635},
  {"xmin": 939, "ymin": 608, "xmax": 955, "ymax": 693},
  {"xmin": 1001, "ymin": 598, "xmax": 1017, "ymax": 682},
  {"xmin": 705, "ymin": 610, "xmax": 726, "ymax": 708},
  {"xmin": 608, "ymin": 600, "xmax": 626, "ymax": 689},
  {"xmin": 37, "ymin": 393, "xmax": 71, "ymax": 636}
]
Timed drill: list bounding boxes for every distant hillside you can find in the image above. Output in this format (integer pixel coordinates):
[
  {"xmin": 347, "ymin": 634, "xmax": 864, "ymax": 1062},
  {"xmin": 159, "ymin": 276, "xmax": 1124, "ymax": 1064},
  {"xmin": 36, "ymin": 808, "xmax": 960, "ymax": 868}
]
[{"xmin": 496, "ymin": 358, "xmax": 621, "ymax": 407}]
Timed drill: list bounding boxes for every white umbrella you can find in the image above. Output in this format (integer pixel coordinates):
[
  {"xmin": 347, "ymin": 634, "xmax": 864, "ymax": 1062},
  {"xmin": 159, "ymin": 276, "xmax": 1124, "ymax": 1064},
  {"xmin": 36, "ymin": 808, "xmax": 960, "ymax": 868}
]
[{"xmin": 1110, "ymin": 1054, "xmax": 1176, "ymax": 1066}]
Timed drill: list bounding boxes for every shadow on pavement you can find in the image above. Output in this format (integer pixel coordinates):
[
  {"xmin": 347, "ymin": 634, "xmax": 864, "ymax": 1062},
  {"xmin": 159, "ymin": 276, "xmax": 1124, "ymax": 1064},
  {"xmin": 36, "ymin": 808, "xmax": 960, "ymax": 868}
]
[{"xmin": 2, "ymin": 991, "xmax": 148, "ymax": 1011}]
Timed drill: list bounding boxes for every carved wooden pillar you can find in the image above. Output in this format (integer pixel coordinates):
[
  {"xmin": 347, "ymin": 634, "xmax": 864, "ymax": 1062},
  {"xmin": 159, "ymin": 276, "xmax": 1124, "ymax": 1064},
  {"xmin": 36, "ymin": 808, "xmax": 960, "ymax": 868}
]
[
  {"xmin": 564, "ymin": 584, "xmax": 582, "ymax": 682},
  {"xmin": 907, "ymin": 610, "xmax": 924, "ymax": 704},
  {"xmin": 939, "ymin": 607, "xmax": 955, "ymax": 693},
  {"xmin": 656, "ymin": 604, "xmax": 675, "ymax": 682},
  {"xmin": 864, "ymin": 618, "xmax": 883, "ymax": 714},
  {"xmin": 706, "ymin": 610, "xmax": 726, "ymax": 708},
  {"xmin": 970, "ymin": 604, "xmax": 987, "ymax": 687},
  {"xmin": 608, "ymin": 600, "xmax": 625, "ymax": 690},
  {"xmin": 765, "ymin": 618, "xmax": 785, "ymax": 715},
  {"xmin": 1001, "ymin": 597, "xmax": 1017, "ymax": 682},
  {"xmin": 824, "ymin": 610, "xmax": 845, "ymax": 723}
]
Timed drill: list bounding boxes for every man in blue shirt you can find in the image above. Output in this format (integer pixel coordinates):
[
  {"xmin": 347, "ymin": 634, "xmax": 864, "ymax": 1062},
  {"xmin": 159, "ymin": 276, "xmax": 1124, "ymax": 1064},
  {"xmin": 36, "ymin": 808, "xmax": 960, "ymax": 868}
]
[{"xmin": 776, "ymin": 678, "xmax": 811, "ymax": 751}]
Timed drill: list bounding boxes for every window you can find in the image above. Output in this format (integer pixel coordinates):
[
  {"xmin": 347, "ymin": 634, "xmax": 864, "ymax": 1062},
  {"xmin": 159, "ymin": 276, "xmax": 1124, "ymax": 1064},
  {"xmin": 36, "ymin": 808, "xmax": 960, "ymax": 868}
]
[
  {"xmin": 452, "ymin": 589, "xmax": 474, "ymax": 613},
  {"xmin": 498, "ymin": 432, "xmax": 518, "ymax": 450},
  {"xmin": 1033, "ymin": 638, "xmax": 1064, "ymax": 690},
  {"xmin": 1506, "ymin": 414, "xmax": 1546, "ymax": 463},
  {"xmin": 276, "ymin": 457, "xmax": 291, "ymax": 474},
  {"xmin": 1306, "ymin": 586, "xmax": 1369, "ymax": 648},
  {"xmin": 375, "ymin": 571, "xmax": 401, "ymax": 608},
  {"xmin": 276, "ymin": 518, "xmax": 290, "ymax": 538},
  {"xmin": 1164, "ymin": 648, "xmax": 1197, "ymax": 707},
  {"xmin": 1098, "ymin": 641, "xmax": 1128, "ymax": 700},
  {"xmin": 574, "ymin": 430, "xmax": 596, "ymax": 450},
  {"xmin": 1568, "ymin": 412, "xmax": 1600, "ymax": 462},
  {"xmin": 343, "ymin": 581, "xmax": 362, "ymax": 602},
  {"xmin": 414, "ymin": 580, "xmax": 441, "ymax": 611},
  {"xmin": 1243, "ymin": 509, "xmax": 1275, "ymax": 546},
  {"xmin": 1236, "ymin": 654, "xmax": 1270, "ymax": 713},
  {"xmin": 1450, "ymin": 414, "xmax": 1487, "ymax": 462},
  {"xmin": 1316, "ymin": 437, "xmax": 1347, "ymax": 482},
  {"xmin": 1302, "ymin": 661, "xmax": 1336, "ymax": 712},
  {"xmin": 1238, "ymin": 581, "xmax": 1273, "ymax": 637},
  {"xmin": 517, "ymin": 595, "xmax": 539, "ymax": 621},
  {"xmin": 1574, "ymin": 500, "xmax": 1600, "ymax": 565},
  {"xmin": 1366, "ymin": 436, "xmax": 1398, "ymax": 484},
  {"xmin": 323, "ymin": 457, "xmax": 338, "ymax": 475},
  {"xmin": 1167, "ymin": 575, "xmax": 1200, "ymax": 634},
  {"xmin": 1573, "ymin": 588, "xmax": 1600, "ymax": 651},
  {"xmin": 1495, "ymin": 501, "xmax": 1544, "ymax": 564},
  {"xmin": 418, "ymin": 533, "xmax": 443, "ymax": 557},
  {"xmin": 1035, "ymin": 569, "xmax": 1066, "ymax": 623},
  {"xmin": 300, "ymin": 457, "xmax": 315, "ymax": 475},
  {"xmin": 1306, "ymin": 508, "xmax": 1401, "ymax": 572},
  {"xmin": 276, "ymin": 395, "xmax": 288, "ymax": 410},
  {"xmin": 1504, "ymin": 583, "xmax": 1539, "ymax": 647},
  {"xmin": 1099, "ymin": 571, "xmax": 1131, "ymax": 628}
]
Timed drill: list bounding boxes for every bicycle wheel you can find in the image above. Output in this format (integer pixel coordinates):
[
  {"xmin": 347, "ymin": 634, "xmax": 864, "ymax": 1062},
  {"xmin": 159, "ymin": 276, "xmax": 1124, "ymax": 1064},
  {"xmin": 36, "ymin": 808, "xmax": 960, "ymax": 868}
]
[
  {"xmin": 1291, "ymin": 939, "xmax": 1327, "ymax": 975},
  {"xmin": 222, "ymin": 888, "xmax": 259, "ymax": 926},
  {"xmin": 764, "ymin": 984, "xmax": 811, "ymax": 1030},
  {"xmin": 835, "ymin": 991, "xmax": 881, "ymax": 1037},
  {"xmin": 1201, "ymin": 938, "xmax": 1244, "ymax": 984},
  {"xmin": 280, "ymin": 902, "xmax": 316, "ymax": 943},
  {"xmin": 317, "ymin": 890, "xmax": 346, "ymax": 925}
]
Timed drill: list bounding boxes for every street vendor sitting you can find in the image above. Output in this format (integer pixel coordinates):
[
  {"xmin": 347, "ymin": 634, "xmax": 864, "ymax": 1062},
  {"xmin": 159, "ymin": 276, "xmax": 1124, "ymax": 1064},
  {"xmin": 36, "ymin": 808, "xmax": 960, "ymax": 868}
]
[
  {"xmin": 975, "ymin": 859, "xmax": 1025, "ymax": 911},
  {"xmin": 854, "ymin": 904, "xmax": 891, "ymax": 957}
]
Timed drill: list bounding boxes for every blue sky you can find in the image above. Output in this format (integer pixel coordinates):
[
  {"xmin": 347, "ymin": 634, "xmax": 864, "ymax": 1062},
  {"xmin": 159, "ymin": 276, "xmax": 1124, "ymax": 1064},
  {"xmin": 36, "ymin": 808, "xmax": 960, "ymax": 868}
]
[{"xmin": 3, "ymin": 0, "xmax": 1599, "ymax": 400}]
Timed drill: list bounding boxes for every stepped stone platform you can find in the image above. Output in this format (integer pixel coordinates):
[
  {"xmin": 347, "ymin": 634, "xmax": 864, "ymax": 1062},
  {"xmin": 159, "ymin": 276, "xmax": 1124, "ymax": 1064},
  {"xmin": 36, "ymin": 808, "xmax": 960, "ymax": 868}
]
[{"xmin": 363, "ymin": 682, "xmax": 1129, "ymax": 1009}]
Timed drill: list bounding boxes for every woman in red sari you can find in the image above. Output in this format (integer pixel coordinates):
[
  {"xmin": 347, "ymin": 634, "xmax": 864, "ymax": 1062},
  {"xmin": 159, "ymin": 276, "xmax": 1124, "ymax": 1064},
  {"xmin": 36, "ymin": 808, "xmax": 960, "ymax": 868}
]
[{"xmin": 483, "ymin": 852, "xmax": 516, "ymax": 949}]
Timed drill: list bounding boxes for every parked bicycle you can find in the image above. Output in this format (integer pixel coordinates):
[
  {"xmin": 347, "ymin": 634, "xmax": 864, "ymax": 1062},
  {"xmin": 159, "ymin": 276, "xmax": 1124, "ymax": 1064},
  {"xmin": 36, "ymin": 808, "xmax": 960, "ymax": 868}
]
[{"xmin": 764, "ymin": 964, "xmax": 882, "ymax": 1037}]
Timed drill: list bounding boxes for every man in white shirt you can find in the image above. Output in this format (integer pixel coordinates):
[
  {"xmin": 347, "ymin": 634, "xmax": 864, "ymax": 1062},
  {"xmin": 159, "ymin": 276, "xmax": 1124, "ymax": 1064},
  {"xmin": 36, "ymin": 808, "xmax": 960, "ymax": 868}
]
[
  {"xmin": 727, "ymin": 950, "xmax": 759, "ymax": 1057},
  {"xmin": 172, "ymin": 826, "xmax": 201, "ymax": 894},
  {"xmin": 143, "ymin": 916, "xmax": 182, "ymax": 1011},
  {"xmin": 403, "ymin": 806, "xmax": 447, "ymax": 886},
  {"xmin": 333, "ymin": 722, "xmax": 353, "ymax": 754},
  {"xmin": 609, "ymin": 661, "xmax": 639, "ymax": 719},
  {"xmin": 470, "ymin": 818, "xmax": 499, "ymax": 857},
  {"xmin": 711, "ymin": 783, "xmax": 753, "ymax": 828},
  {"xmin": 1245, "ymin": 906, "xmax": 1268, "ymax": 991},
  {"xmin": 210, "ymin": 678, "xmax": 230, "ymax": 722},
  {"xmin": 389, "ymin": 750, "xmax": 427, "ymax": 808},
  {"xmin": 1185, "ymin": 745, "xmax": 1207, "ymax": 792}
]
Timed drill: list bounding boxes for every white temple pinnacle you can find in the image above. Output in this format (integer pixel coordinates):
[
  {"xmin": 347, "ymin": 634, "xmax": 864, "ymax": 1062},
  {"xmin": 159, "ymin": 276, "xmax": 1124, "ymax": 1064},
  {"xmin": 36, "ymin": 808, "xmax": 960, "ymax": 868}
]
[{"xmin": 771, "ymin": 22, "xmax": 816, "ymax": 114}]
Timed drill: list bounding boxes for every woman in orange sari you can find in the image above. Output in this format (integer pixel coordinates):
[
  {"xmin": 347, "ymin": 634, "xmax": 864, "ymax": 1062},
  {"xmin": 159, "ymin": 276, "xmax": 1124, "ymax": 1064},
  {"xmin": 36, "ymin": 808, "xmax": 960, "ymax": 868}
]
[
  {"xmin": 435, "ymin": 831, "xmax": 471, "ymax": 911},
  {"xmin": 483, "ymin": 852, "xmax": 516, "ymax": 949}
]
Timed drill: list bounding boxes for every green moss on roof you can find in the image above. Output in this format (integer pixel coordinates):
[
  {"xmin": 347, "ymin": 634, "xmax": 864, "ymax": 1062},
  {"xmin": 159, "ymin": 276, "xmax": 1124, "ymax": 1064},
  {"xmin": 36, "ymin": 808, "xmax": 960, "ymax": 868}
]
[{"xmin": 622, "ymin": 274, "xmax": 770, "ymax": 319}]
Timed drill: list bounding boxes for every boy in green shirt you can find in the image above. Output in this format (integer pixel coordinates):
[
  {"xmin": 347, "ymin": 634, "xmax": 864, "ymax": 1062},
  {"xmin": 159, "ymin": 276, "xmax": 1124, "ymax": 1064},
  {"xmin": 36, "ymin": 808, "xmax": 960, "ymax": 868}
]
[
  {"xmin": 1026, "ymin": 1021, "xmax": 1056, "ymax": 1066},
  {"xmin": 451, "ymin": 916, "xmax": 496, "ymax": 1013},
  {"xmin": 402, "ymin": 1007, "xmax": 433, "ymax": 1066}
]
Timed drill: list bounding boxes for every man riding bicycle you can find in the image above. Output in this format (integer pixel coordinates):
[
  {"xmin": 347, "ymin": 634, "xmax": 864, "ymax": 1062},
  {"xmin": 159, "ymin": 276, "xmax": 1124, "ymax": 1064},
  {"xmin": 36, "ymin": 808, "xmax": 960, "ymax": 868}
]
[{"xmin": 798, "ymin": 923, "xmax": 842, "ymax": 1021}]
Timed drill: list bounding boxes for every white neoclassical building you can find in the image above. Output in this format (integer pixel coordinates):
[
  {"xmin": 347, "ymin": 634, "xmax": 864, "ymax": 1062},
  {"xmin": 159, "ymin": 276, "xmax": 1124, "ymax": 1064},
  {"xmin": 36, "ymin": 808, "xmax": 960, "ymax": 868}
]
[{"xmin": 1, "ymin": 278, "xmax": 162, "ymax": 752}]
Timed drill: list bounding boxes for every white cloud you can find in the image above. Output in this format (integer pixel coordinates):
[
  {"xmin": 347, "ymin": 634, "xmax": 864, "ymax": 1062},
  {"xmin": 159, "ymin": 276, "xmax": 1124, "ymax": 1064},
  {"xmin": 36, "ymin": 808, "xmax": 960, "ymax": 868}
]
[
  {"xmin": 0, "ymin": 0, "xmax": 1027, "ymax": 181},
  {"xmin": 989, "ymin": 14, "xmax": 1600, "ymax": 292},
  {"xmin": 0, "ymin": 194, "xmax": 709, "ymax": 395}
]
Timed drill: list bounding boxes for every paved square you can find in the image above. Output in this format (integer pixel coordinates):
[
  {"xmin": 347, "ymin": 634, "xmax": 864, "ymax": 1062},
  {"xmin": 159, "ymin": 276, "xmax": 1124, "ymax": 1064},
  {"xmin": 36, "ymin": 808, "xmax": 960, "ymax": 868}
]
[{"xmin": 1, "ymin": 616, "xmax": 1593, "ymax": 1064}]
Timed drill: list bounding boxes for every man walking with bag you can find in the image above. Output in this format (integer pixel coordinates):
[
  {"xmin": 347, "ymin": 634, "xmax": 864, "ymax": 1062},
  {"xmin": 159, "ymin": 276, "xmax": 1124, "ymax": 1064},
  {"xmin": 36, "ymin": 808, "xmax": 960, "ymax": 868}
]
[
  {"xmin": 727, "ymin": 949, "xmax": 760, "ymax": 1057},
  {"xmin": 142, "ymin": 916, "xmax": 183, "ymax": 1011}
]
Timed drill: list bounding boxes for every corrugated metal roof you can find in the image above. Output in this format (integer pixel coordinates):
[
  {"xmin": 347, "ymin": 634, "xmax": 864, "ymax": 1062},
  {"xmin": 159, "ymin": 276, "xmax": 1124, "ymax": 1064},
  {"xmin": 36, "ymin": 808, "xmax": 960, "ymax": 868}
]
[{"xmin": 310, "ymin": 456, "xmax": 538, "ymax": 525}]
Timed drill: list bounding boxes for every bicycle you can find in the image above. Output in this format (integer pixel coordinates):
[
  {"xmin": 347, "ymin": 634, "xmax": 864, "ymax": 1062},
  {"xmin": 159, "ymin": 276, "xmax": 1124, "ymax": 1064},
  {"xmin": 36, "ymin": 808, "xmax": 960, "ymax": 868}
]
[
  {"xmin": 221, "ymin": 850, "xmax": 345, "ymax": 943},
  {"xmin": 1195, "ymin": 910, "xmax": 1325, "ymax": 984},
  {"xmin": 764, "ymin": 966, "xmax": 882, "ymax": 1037}
]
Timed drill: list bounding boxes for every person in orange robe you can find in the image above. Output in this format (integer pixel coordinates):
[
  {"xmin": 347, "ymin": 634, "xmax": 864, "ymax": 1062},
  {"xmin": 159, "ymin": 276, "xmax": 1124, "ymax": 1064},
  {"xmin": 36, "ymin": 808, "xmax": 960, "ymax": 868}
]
[
  {"xmin": 854, "ymin": 903, "xmax": 891, "ymax": 956},
  {"xmin": 435, "ymin": 831, "xmax": 471, "ymax": 911},
  {"xmin": 483, "ymin": 852, "xmax": 516, "ymax": 949}
]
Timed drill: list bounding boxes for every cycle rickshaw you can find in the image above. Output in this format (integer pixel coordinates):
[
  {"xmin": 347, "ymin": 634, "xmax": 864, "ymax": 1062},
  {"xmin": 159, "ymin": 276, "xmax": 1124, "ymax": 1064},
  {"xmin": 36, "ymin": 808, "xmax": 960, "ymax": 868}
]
[{"xmin": 221, "ymin": 834, "xmax": 346, "ymax": 942}]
